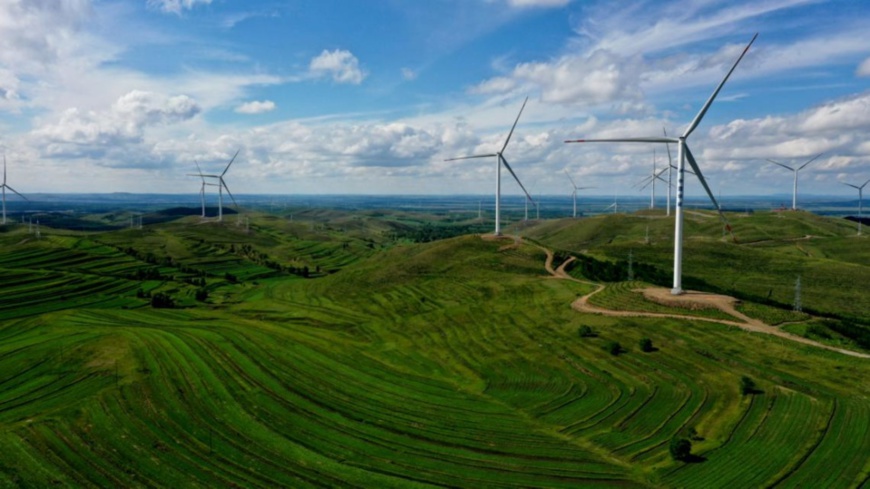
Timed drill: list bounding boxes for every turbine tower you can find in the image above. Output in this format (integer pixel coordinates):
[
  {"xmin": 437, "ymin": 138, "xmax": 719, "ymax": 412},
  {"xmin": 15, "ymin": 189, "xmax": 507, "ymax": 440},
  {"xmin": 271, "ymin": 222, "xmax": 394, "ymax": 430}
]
[
  {"xmin": 842, "ymin": 178, "xmax": 870, "ymax": 235},
  {"xmin": 445, "ymin": 97, "xmax": 535, "ymax": 236},
  {"xmin": 663, "ymin": 129, "xmax": 673, "ymax": 216},
  {"xmin": 766, "ymin": 154, "xmax": 823, "ymax": 210},
  {"xmin": 1, "ymin": 156, "xmax": 28, "ymax": 225},
  {"xmin": 566, "ymin": 33, "xmax": 757, "ymax": 295},
  {"xmin": 564, "ymin": 171, "xmax": 594, "ymax": 218}
]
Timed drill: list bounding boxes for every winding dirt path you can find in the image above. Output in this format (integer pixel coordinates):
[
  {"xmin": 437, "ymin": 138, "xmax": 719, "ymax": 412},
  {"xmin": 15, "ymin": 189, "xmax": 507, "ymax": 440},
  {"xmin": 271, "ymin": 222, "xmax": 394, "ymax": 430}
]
[{"xmin": 529, "ymin": 241, "xmax": 869, "ymax": 359}]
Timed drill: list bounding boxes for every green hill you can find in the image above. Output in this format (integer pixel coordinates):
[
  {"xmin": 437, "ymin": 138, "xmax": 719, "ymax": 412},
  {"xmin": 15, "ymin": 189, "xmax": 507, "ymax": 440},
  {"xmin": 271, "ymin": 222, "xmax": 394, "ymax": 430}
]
[{"xmin": 0, "ymin": 210, "xmax": 868, "ymax": 487}]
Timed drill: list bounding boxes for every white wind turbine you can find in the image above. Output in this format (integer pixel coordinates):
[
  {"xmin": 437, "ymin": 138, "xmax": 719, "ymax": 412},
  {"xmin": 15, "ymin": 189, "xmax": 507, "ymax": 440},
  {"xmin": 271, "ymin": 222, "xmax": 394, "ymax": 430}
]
[
  {"xmin": 842, "ymin": 178, "xmax": 870, "ymax": 235},
  {"xmin": 565, "ymin": 171, "xmax": 594, "ymax": 218},
  {"xmin": 766, "ymin": 153, "xmax": 823, "ymax": 211},
  {"xmin": 189, "ymin": 150, "xmax": 240, "ymax": 222},
  {"xmin": 1, "ymin": 156, "xmax": 28, "ymax": 225},
  {"xmin": 566, "ymin": 33, "xmax": 757, "ymax": 295},
  {"xmin": 636, "ymin": 150, "xmax": 668, "ymax": 210},
  {"xmin": 445, "ymin": 97, "xmax": 535, "ymax": 236}
]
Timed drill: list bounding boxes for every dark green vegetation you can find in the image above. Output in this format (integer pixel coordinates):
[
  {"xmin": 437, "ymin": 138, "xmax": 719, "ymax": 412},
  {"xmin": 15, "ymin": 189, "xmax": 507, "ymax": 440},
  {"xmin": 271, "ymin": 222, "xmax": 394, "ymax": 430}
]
[{"xmin": 0, "ymin": 209, "xmax": 868, "ymax": 488}]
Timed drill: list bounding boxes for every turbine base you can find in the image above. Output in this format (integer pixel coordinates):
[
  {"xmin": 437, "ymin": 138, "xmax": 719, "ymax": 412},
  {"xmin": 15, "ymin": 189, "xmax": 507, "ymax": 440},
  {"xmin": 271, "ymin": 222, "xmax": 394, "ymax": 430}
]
[{"xmin": 670, "ymin": 287, "xmax": 684, "ymax": 296}]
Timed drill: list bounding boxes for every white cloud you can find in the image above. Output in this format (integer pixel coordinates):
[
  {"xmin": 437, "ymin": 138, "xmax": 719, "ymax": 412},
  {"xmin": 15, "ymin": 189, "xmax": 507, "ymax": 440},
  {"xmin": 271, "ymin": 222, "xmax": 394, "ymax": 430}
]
[
  {"xmin": 857, "ymin": 57, "xmax": 870, "ymax": 77},
  {"xmin": 235, "ymin": 100, "xmax": 276, "ymax": 114},
  {"xmin": 33, "ymin": 90, "xmax": 200, "ymax": 160},
  {"xmin": 147, "ymin": 0, "xmax": 212, "ymax": 15},
  {"xmin": 507, "ymin": 0, "xmax": 569, "ymax": 7},
  {"xmin": 401, "ymin": 68, "xmax": 418, "ymax": 81},
  {"xmin": 309, "ymin": 49, "xmax": 367, "ymax": 85}
]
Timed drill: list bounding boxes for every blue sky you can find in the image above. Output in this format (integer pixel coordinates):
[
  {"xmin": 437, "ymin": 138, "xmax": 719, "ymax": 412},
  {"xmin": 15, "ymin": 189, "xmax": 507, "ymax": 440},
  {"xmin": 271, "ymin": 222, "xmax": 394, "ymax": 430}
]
[{"xmin": 1, "ymin": 0, "xmax": 870, "ymax": 199}]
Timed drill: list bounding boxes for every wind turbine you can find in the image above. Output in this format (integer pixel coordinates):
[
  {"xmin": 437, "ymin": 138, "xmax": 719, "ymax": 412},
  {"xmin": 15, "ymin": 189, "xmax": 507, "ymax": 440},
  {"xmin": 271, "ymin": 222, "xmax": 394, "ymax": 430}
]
[
  {"xmin": 604, "ymin": 190, "xmax": 619, "ymax": 214},
  {"xmin": 766, "ymin": 153, "xmax": 823, "ymax": 211},
  {"xmin": 189, "ymin": 150, "xmax": 240, "ymax": 222},
  {"xmin": 193, "ymin": 160, "xmax": 209, "ymax": 218},
  {"xmin": 565, "ymin": 171, "xmax": 594, "ymax": 218},
  {"xmin": 445, "ymin": 97, "xmax": 535, "ymax": 236},
  {"xmin": 842, "ymin": 178, "xmax": 870, "ymax": 235},
  {"xmin": 636, "ymin": 150, "xmax": 668, "ymax": 210},
  {"xmin": 566, "ymin": 33, "xmax": 757, "ymax": 295},
  {"xmin": 1, "ymin": 156, "xmax": 28, "ymax": 225}
]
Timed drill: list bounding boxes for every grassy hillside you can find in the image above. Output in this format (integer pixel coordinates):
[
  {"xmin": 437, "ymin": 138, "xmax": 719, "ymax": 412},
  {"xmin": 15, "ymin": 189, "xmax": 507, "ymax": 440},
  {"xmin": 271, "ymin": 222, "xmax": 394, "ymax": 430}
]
[{"xmin": 0, "ymin": 210, "xmax": 868, "ymax": 487}]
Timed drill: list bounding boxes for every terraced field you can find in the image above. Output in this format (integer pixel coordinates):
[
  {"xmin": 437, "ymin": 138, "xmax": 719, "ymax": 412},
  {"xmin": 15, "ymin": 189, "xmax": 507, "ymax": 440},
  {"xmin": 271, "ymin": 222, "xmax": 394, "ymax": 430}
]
[{"xmin": 1, "ymin": 213, "xmax": 868, "ymax": 487}]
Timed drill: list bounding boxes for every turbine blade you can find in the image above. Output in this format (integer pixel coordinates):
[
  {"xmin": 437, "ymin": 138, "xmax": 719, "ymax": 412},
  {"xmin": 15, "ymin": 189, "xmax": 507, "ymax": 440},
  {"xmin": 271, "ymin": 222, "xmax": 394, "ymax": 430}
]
[
  {"xmin": 194, "ymin": 160, "xmax": 206, "ymax": 182},
  {"xmin": 221, "ymin": 178, "xmax": 238, "ymax": 208},
  {"xmin": 684, "ymin": 33, "xmax": 758, "ymax": 138},
  {"xmin": 862, "ymin": 178, "xmax": 870, "ymax": 189},
  {"xmin": 222, "ymin": 149, "xmax": 240, "ymax": 177},
  {"xmin": 663, "ymin": 128, "xmax": 674, "ymax": 168},
  {"xmin": 444, "ymin": 154, "xmax": 497, "ymax": 162},
  {"xmin": 564, "ymin": 170, "xmax": 577, "ymax": 188},
  {"xmin": 797, "ymin": 153, "xmax": 823, "ymax": 171},
  {"xmin": 501, "ymin": 96, "xmax": 529, "ymax": 153},
  {"xmin": 842, "ymin": 182, "xmax": 860, "ymax": 190},
  {"xmin": 685, "ymin": 146, "xmax": 735, "ymax": 240},
  {"xmin": 565, "ymin": 137, "xmax": 677, "ymax": 144},
  {"xmin": 766, "ymin": 159, "xmax": 795, "ymax": 172},
  {"xmin": 500, "ymin": 156, "xmax": 534, "ymax": 203},
  {"xmin": 6, "ymin": 185, "xmax": 27, "ymax": 201}
]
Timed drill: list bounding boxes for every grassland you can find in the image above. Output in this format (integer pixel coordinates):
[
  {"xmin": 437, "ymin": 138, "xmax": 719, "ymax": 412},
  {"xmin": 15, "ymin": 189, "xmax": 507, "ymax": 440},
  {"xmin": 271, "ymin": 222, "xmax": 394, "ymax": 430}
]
[{"xmin": 0, "ymin": 209, "xmax": 868, "ymax": 487}]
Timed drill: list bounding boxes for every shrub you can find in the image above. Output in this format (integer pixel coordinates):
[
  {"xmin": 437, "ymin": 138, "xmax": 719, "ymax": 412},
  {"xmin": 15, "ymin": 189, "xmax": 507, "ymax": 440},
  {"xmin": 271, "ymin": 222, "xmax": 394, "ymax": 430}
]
[
  {"xmin": 195, "ymin": 288, "xmax": 209, "ymax": 302},
  {"xmin": 639, "ymin": 337, "xmax": 654, "ymax": 352},
  {"xmin": 605, "ymin": 341, "xmax": 622, "ymax": 356},
  {"xmin": 578, "ymin": 325, "xmax": 596, "ymax": 338},
  {"xmin": 740, "ymin": 376, "xmax": 756, "ymax": 395},
  {"xmin": 669, "ymin": 437, "xmax": 692, "ymax": 462}
]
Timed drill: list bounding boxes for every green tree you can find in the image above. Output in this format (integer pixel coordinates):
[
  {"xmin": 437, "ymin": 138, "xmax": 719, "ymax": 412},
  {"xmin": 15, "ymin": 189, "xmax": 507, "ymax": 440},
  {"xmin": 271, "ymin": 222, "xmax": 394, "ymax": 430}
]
[
  {"xmin": 605, "ymin": 341, "xmax": 621, "ymax": 356},
  {"xmin": 578, "ymin": 325, "xmax": 595, "ymax": 338},
  {"xmin": 639, "ymin": 337, "xmax": 654, "ymax": 352},
  {"xmin": 669, "ymin": 437, "xmax": 692, "ymax": 462}
]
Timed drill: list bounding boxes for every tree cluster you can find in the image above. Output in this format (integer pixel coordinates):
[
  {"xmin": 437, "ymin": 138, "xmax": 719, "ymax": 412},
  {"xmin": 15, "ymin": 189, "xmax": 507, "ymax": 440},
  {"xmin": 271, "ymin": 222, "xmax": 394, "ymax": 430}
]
[
  {"xmin": 564, "ymin": 253, "xmax": 669, "ymax": 284},
  {"xmin": 150, "ymin": 292, "xmax": 175, "ymax": 309}
]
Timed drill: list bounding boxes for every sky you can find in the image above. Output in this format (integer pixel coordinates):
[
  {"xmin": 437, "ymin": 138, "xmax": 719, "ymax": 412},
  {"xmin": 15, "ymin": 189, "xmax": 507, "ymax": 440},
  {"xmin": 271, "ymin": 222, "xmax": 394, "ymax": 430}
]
[{"xmin": 1, "ymin": 0, "xmax": 870, "ymax": 199}]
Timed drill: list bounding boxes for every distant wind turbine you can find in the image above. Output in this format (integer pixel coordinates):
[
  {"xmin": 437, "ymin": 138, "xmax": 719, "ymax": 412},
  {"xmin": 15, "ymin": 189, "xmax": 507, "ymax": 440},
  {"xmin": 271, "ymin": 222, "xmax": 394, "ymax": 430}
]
[
  {"xmin": 189, "ymin": 150, "xmax": 240, "ymax": 222},
  {"xmin": 636, "ymin": 150, "xmax": 668, "ymax": 210},
  {"xmin": 566, "ymin": 33, "xmax": 757, "ymax": 295},
  {"xmin": 766, "ymin": 153, "xmax": 823, "ymax": 211},
  {"xmin": 842, "ymin": 178, "xmax": 870, "ymax": 235},
  {"xmin": 445, "ymin": 97, "xmax": 535, "ymax": 236},
  {"xmin": 1, "ymin": 156, "xmax": 28, "ymax": 225},
  {"xmin": 565, "ymin": 171, "xmax": 594, "ymax": 218}
]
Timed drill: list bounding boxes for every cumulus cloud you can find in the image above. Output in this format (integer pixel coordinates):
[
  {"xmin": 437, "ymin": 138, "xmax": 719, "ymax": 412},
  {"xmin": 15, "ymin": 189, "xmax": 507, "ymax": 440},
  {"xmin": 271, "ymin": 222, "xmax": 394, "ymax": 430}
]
[
  {"xmin": 0, "ymin": 0, "xmax": 94, "ymax": 73},
  {"xmin": 147, "ymin": 0, "xmax": 212, "ymax": 15},
  {"xmin": 33, "ymin": 90, "xmax": 200, "ymax": 159},
  {"xmin": 857, "ymin": 57, "xmax": 870, "ymax": 77},
  {"xmin": 309, "ymin": 49, "xmax": 367, "ymax": 84},
  {"xmin": 235, "ymin": 100, "xmax": 276, "ymax": 114}
]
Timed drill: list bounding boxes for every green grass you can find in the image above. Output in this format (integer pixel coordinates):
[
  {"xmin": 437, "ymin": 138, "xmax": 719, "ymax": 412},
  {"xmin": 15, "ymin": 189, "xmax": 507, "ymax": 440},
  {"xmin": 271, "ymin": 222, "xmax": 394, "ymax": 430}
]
[{"xmin": 1, "ymin": 210, "xmax": 868, "ymax": 487}]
